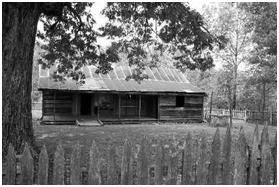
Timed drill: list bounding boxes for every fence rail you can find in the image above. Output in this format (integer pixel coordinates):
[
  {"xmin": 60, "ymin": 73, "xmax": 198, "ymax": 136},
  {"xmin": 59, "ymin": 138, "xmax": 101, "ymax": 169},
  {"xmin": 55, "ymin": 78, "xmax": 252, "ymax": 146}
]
[
  {"xmin": 2, "ymin": 125, "xmax": 276, "ymax": 185},
  {"xmin": 204, "ymin": 108, "xmax": 277, "ymax": 126}
]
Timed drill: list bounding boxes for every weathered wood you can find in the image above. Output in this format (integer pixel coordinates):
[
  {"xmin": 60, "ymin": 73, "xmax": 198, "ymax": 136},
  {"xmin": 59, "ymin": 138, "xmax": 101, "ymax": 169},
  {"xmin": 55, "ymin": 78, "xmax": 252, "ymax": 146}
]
[
  {"xmin": 138, "ymin": 95, "xmax": 141, "ymax": 119},
  {"xmin": 249, "ymin": 124, "xmax": 260, "ymax": 185},
  {"xmin": 233, "ymin": 127, "xmax": 248, "ymax": 184},
  {"xmin": 53, "ymin": 142, "xmax": 65, "ymax": 185},
  {"xmin": 273, "ymin": 133, "xmax": 277, "ymax": 185},
  {"xmin": 19, "ymin": 143, "xmax": 34, "ymax": 184},
  {"xmin": 43, "ymin": 91, "xmax": 73, "ymax": 115},
  {"xmin": 137, "ymin": 137, "xmax": 149, "ymax": 184},
  {"xmin": 196, "ymin": 134, "xmax": 207, "ymax": 185},
  {"xmin": 182, "ymin": 132, "xmax": 193, "ymax": 185},
  {"xmin": 259, "ymin": 126, "xmax": 272, "ymax": 184},
  {"xmin": 70, "ymin": 143, "xmax": 81, "ymax": 184},
  {"xmin": 222, "ymin": 126, "xmax": 233, "ymax": 184},
  {"xmin": 166, "ymin": 144, "xmax": 178, "ymax": 185},
  {"xmin": 157, "ymin": 95, "xmax": 160, "ymax": 121},
  {"xmin": 6, "ymin": 144, "xmax": 16, "ymax": 185},
  {"xmin": 154, "ymin": 142, "xmax": 164, "ymax": 185},
  {"xmin": 107, "ymin": 146, "xmax": 118, "ymax": 184},
  {"xmin": 38, "ymin": 145, "xmax": 49, "ymax": 185},
  {"xmin": 88, "ymin": 141, "xmax": 101, "ymax": 185},
  {"xmin": 121, "ymin": 139, "xmax": 132, "ymax": 184},
  {"xmin": 159, "ymin": 95, "xmax": 176, "ymax": 106},
  {"xmin": 208, "ymin": 128, "xmax": 221, "ymax": 184}
]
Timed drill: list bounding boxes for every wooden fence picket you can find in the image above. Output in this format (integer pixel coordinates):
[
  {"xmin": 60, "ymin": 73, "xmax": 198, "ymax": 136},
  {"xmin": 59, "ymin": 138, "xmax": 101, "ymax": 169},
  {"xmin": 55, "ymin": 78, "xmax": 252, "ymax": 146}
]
[
  {"xmin": 137, "ymin": 137, "xmax": 150, "ymax": 185},
  {"xmin": 192, "ymin": 138, "xmax": 199, "ymax": 184},
  {"xmin": 208, "ymin": 128, "xmax": 221, "ymax": 184},
  {"xmin": 2, "ymin": 129, "xmax": 277, "ymax": 185},
  {"xmin": 222, "ymin": 126, "xmax": 233, "ymax": 184},
  {"xmin": 6, "ymin": 144, "xmax": 16, "ymax": 185},
  {"xmin": 196, "ymin": 134, "xmax": 207, "ymax": 185},
  {"xmin": 233, "ymin": 127, "xmax": 248, "ymax": 184},
  {"xmin": 259, "ymin": 126, "xmax": 272, "ymax": 184},
  {"xmin": 182, "ymin": 132, "xmax": 193, "ymax": 185},
  {"xmin": 121, "ymin": 139, "xmax": 132, "ymax": 184},
  {"xmin": 70, "ymin": 142, "xmax": 81, "ymax": 184},
  {"xmin": 53, "ymin": 142, "xmax": 65, "ymax": 185},
  {"xmin": 154, "ymin": 142, "xmax": 164, "ymax": 185},
  {"xmin": 107, "ymin": 146, "xmax": 118, "ymax": 184},
  {"xmin": 249, "ymin": 125, "xmax": 260, "ymax": 185},
  {"xmin": 273, "ymin": 133, "xmax": 277, "ymax": 185},
  {"xmin": 38, "ymin": 145, "xmax": 49, "ymax": 185},
  {"xmin": 166, "ymin": 144, "xmax": 178, "ymax": 185},
  {"xmin": 19, "ymin": 143, "xmax": 34, "ymax": 185},
  {"xmin": 88, "ymin": 141, "xmax": 101, "ymax": 185}
]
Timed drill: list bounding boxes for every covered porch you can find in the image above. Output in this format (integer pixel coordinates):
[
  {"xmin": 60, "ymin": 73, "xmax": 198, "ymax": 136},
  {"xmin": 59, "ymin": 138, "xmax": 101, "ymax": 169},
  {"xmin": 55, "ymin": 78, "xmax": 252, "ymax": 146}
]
[{"xmin": 41, "ymin": 91, "xmax": 159, "ymax": 125}]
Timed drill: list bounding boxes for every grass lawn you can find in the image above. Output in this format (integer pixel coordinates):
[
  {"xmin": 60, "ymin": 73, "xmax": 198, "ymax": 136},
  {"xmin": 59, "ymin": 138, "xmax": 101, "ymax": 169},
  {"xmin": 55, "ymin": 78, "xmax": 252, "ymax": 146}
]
[{"xmin": 34, "ymin": 120, "xmax": 276, "ymax": 158}]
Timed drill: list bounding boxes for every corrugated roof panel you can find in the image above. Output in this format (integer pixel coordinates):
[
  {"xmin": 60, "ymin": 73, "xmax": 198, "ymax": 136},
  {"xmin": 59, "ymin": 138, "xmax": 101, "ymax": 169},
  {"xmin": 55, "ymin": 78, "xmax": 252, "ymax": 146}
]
[
  {"xmin": 144, "ymin": 68, "xmax": 156, "ymax": 80},
  {"xmin": 100, "ymin": 72, "xmax": 110, "ymax": 79},
  {"xmin": 38, "ymin": 65, "xmax": 204, "ymax": 93},
  {"xmin": 115, "ymin": 66, "xmax": 125, "ymax": 79},
  {"xmin": 164, "ymin": 68, "xmax": 176, "ymax": 81},
  {"xmin": 122, "ymin": 66, "xmax": 132, "ymax": 78},
  {"xmin": 158, "ymin": 67, "xmax": 170, "ymax": 81},
  {"xmin": 108, "ymin": 69, "xmax": 118, "ymax": 79},
  {"xmin": 177, "ymin": 72, "xmax": 189, "ymax": 83},
  {"xmin": 102, "ymin": 79, "xmax": 118, "ymax": 91},
  {"xmin": 151, "ymin": 68, "xmax": 164, "ymax": 81},
  {"xmin": 171, "ymin": 69, "xmax": 182, "ymax": 82}
]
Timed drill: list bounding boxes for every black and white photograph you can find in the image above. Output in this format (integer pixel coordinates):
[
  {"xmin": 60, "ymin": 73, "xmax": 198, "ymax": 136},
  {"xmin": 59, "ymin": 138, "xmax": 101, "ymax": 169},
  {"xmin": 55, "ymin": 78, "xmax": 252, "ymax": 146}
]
[{"xmin": 2, "ymin": 1, "xmax": 277, "ymax": 185}]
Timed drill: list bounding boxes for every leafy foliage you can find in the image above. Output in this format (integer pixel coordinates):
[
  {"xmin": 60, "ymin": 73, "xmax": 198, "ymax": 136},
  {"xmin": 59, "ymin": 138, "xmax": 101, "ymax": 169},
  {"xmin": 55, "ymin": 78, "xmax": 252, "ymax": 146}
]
[
  {"xmin": 101, "ymin": 3, "xmax": 216, "ymax": 75},
  {"xmin": 38, "ymin": 3, "xmax": 119, "ymax": 83},
  {"xmin": 38, "ymin": 2, "xmax": 217, "ymax": 83}
]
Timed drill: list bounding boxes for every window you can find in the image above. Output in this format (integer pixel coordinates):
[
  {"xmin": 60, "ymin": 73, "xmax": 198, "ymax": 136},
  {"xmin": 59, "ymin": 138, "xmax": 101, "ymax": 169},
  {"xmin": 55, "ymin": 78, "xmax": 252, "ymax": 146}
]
[{"xmin": 176, "ymin": 96, "xmax": 184, "ymax": 107}]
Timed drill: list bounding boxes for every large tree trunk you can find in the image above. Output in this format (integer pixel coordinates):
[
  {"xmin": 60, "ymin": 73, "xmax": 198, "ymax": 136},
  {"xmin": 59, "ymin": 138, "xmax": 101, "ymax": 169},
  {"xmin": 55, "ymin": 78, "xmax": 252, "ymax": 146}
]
[{"xmin": 2, "ymin": 3, "xmax": 41, "ymax": 153}]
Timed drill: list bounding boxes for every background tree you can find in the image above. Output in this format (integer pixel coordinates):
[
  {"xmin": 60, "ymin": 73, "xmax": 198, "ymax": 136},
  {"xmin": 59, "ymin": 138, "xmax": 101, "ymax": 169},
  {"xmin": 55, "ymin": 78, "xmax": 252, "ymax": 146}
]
[
  {"xmin": 240, "ymin": 2, "xmax": 277, "ymax": 113},
  {"xmin": 202, "ymin": 2, "xmax": 254, "ymax": 109},
  {"xmin": 3, "ymin": 2, "xmax": 216, "ymax": 153}
]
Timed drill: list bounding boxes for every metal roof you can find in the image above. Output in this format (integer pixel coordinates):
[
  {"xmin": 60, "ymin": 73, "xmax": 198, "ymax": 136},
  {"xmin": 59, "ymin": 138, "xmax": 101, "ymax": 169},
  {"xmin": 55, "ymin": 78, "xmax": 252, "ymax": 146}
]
[{"xmin": 38, "ymin": 65, "xmax": 205, "ymax": 94}]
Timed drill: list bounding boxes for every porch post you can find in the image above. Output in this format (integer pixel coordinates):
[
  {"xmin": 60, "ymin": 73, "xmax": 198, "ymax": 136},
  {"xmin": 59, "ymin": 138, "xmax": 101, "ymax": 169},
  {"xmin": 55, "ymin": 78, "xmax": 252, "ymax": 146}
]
[
  {"xmin": 118, "ymin": 94, "xmax": 121, "ymax": 119},
  {"xmin": 42, "ymin": 91, "xmax": 45, "ymax": 117},
  {"xmin": 138, "ymin": 94, "xmax": 141, "ymax": 120},
  {"xmin": 157, "ymin": 95, "xmax": 160, "ymax": 122},
  {"xmin": 54, "ymin": 91, "xmax": 56, "ymax": 121},
  {"xmin": 201, "ymin": 96, "xmax": 204, "ymax": 121},
  {"xmin": 96, "ymin": 94, "xmax": 100, "ymax": 120}
]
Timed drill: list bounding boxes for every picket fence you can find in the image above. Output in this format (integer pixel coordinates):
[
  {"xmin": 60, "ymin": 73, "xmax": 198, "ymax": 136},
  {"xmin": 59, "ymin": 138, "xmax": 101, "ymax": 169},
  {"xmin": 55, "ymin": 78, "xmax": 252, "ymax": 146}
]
[
  {"xmin": 204, "ymin": 108, "xmax": 277, "ymax": 126},
  {"xmin": 2, "ymin": 125, "xmax": 276, "ymax": 185}
]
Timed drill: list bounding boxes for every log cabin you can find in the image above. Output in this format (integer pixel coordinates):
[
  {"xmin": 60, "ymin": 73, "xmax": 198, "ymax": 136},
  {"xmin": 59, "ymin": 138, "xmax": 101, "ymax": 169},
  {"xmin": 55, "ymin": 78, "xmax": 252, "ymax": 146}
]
[{"xmin": 38, "ymin": 65, "xmax": 206, "ymax": 125}]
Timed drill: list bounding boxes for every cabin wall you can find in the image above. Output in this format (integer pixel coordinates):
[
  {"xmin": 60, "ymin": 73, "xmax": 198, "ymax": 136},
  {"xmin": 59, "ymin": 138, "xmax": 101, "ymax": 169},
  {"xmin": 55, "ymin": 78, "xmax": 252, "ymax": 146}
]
[
  {"xmin": 159, "ymin": 95, "xmax": 203, "ymax": 121},
  {"xmin": 42, "ymin": 91, "xmax": 204, "ymax": 123},
  {"xmin": 42, "ymin": 91, "xmax": 73, "ymax": 115}
]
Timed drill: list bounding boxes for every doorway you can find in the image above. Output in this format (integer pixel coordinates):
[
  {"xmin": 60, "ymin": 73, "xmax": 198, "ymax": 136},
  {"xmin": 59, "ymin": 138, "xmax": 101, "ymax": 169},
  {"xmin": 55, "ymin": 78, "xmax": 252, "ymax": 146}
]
[{"xmin": 80, "ymin": 93, "xmax": 91, "ymax": 115}]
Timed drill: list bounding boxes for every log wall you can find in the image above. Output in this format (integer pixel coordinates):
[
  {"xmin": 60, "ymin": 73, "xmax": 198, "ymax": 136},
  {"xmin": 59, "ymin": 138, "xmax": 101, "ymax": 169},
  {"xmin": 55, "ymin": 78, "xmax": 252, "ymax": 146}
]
[
  {"xmin": 42, "ymin": 91, "xmax": 73, "ymax": 115},
  {"xmin": 159, "ymin": 95, "xmax": 203, "ymax": 121}
]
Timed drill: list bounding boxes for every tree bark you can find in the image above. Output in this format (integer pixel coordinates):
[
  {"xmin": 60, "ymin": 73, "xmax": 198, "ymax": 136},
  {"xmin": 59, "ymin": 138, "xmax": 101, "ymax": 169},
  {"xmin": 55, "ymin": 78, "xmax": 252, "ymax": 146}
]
[
  {"xmin": 3, "ymin": 3, "xmax": 68, "ymax": 154},
  {"xmin": 261, "ymin": 81, "xmax": 266, "ymax": 123},
  {"xmin": 2, "ymin": 3, "xmax": 42, "ymax": 153}
]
